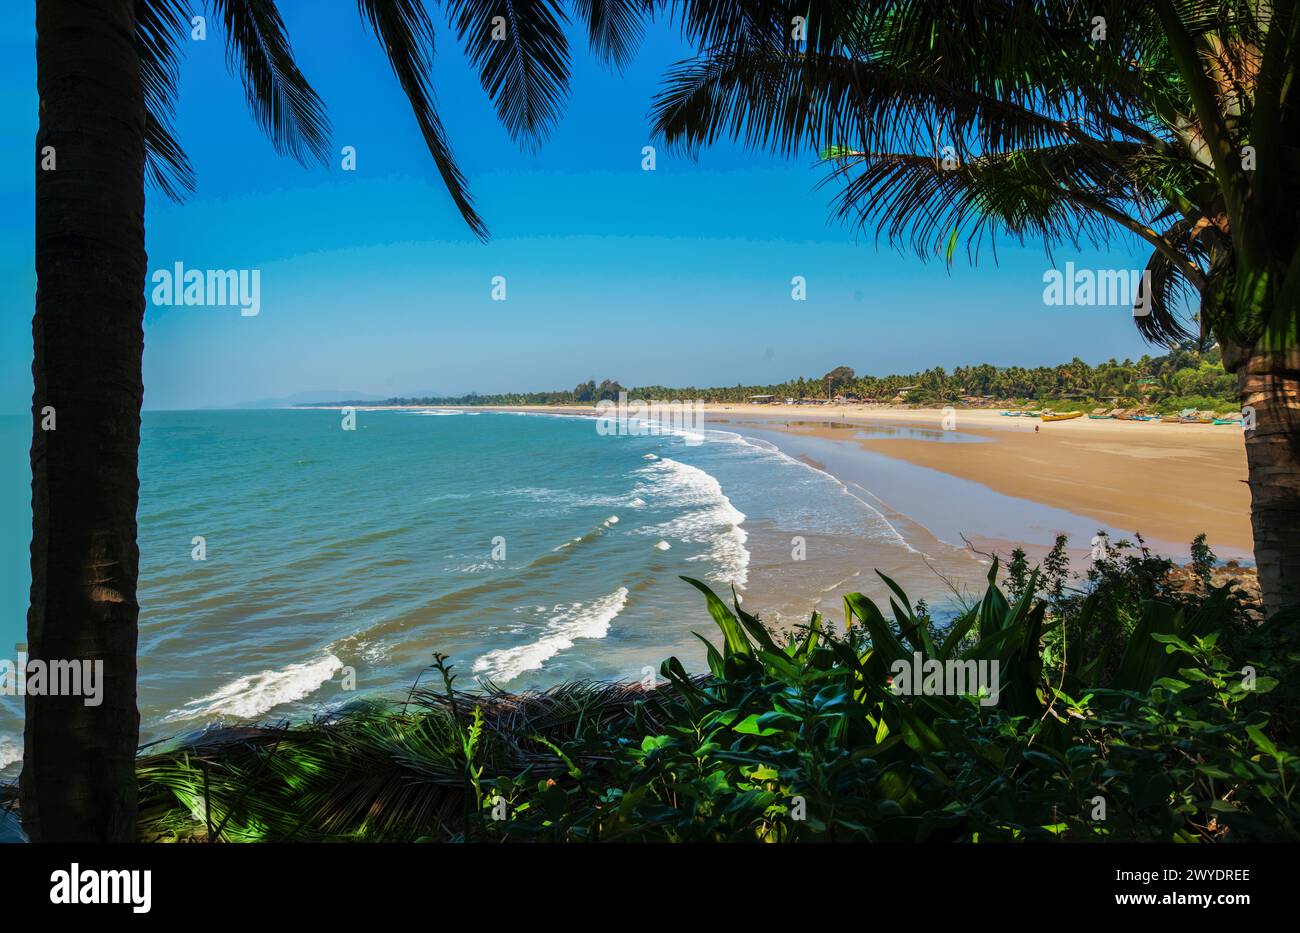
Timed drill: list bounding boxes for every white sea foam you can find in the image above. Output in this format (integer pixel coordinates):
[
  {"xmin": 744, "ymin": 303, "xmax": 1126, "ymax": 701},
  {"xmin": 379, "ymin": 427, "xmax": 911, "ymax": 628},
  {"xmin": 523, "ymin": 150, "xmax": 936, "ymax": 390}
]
[
  {"xmin": 456, "ymin": 559, "xmax": 500, "ymax": 573},
  {"xmin": 725, "ymin": 431, "xmax": 923, "ymax": 556},
  {"xmin": 497, "ymin": 411, "xmax": 590, "ymax": 422},
  {"xmin": 412, "ymin": 409, "xmax": 464, "ymax": 416},
  {"xmin": 165, "ymin": 655, "xmax": 343, "ymax": 721},
  {"xmin": 507, "ymin": 486, "xmax": 628, "ymax": 509},
  {"xmin": 633, "ymin": 457, "xmax": 749, "ymax": 585},
  {"xmin": 0, "ymin": 734, "xmax": 20, "ymax": 769},
  {"xmin": 472, "ymin": 587, "xmax": 629, "ymax": 683}
]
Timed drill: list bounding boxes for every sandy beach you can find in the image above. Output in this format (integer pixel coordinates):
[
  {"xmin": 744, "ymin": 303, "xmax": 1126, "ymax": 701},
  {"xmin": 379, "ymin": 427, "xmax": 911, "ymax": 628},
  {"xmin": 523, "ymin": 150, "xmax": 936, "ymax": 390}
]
[{"xmin": 703, "ymin": 403, "xmax": 1253, "ymax": 558}]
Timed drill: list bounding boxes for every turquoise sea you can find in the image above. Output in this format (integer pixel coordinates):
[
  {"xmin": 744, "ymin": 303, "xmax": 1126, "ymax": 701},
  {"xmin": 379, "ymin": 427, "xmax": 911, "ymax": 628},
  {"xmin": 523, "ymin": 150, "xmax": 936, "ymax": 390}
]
[
  {"xmin": 5, "ymin": 408, "xmax": 1006, "ymax": 775},
  {"xmin": 3, "ymin": 406, "xmax": 1221, "ymax": 778}
]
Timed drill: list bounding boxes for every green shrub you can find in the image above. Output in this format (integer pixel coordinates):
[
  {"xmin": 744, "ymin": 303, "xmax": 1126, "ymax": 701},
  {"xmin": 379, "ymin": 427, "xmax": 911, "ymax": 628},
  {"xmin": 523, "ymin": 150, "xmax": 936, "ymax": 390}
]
[{"xmin": 133, "ymin": 552, "xmax": 1298, "ymax": 842}]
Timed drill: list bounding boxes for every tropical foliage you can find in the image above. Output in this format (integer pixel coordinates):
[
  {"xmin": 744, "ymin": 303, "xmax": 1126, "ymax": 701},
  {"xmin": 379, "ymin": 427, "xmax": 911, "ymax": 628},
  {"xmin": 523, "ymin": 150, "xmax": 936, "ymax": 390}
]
[
  {"xmin": 326, "ymin": 338, "xmax": 1239, "ymax": 412},
  {"xmin": 125, "ymin": 540, "xmax": 1298, "ymax": 842}
]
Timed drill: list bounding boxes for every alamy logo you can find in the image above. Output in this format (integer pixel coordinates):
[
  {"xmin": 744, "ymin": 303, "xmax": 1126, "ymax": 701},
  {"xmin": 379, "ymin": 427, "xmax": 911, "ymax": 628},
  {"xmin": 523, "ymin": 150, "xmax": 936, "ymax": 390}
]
[
  {"xmin": 0, "ymin": 646, "xmax": 103, "ymax": 706},
  {"xmin": 889, "ymin": 652, "xmax": 1001, "ymax": 706},
  {"xmin": 151, "ymin": 261, "xmax": 261, "ymax": 316},
  {"xmin": 50, "ymin": 863, "xmax": 151, "ymax": 913},
  {"xmin": 1042, "ymin": 263, "xmax": 1151, "ymax": 316},
  {"xmin": 596, "ymin": 392, "xmax": 706, "ymax": 446}
]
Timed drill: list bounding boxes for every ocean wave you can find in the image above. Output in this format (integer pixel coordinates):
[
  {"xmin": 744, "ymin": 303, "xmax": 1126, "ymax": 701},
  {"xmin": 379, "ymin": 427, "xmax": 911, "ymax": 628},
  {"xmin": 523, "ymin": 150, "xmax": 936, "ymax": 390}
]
[
  {"xmin": 494, "ymin": 411, "xmax": 591, "ymax": 422},
  {"xmin": 504, "ymin": 486, "xmax": 632, "ymax": 509},
  {"xmin": 633, "ymin": 457, "xmax": 749, "ymax": 585},
  {"xmin": 472, "ymin": 587, "xmax": 629, "ymax": 684},
  {"xmin": 455, "ymin": 559, "xmax": 501, "ymax": 573},
  {"xmin": 165, "ymin": 654, "xmax": 343, "ymax": 722},
  {"xmin": 0, "ymin": 734, "xmax": 20, "ymax": 769},
  {"xmin": 729, "ymin": 432, "xmax": 923, "ymax": 556}
]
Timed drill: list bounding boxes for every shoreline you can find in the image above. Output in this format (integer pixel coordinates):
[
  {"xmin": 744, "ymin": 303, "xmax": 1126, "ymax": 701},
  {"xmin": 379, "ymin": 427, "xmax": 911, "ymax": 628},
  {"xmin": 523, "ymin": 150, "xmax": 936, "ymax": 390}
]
[
  {"xmin": 302, "ymin": 402, "xmax": 1254, "ymax": 562},
  {"xmin": 709, "ymin": 405, "xmax": 1253, "ymax": 561}
]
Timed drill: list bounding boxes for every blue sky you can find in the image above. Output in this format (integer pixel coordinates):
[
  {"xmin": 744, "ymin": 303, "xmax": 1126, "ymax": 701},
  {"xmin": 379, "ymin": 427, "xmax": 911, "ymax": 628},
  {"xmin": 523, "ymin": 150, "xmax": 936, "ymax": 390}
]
[{"xmin": 0, "ymin": 1, "xmax": 1160, "ymax": 411}]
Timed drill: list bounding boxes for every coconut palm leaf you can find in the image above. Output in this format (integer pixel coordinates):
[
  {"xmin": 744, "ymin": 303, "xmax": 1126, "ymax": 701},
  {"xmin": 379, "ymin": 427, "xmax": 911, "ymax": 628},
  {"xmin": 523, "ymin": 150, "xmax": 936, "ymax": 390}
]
[
  {"xmin": 136, "ymin": 679, "xmax": 679, "ymax": 841},
  {"xmin": 1139, "ymin": 216, "xmax": 1216, "ymax": 342},
  {"xmin": 444, "ymin": 0, "xmax": 572, "ymax": 150},
  {"xmin": 136, "ymin": 0, "xmax": 195, "ymax": 201},
  {"xmin": 207, "ymin": 0, "xmax": 332, "ymax": 166},
  {"xmin": 573, "ymin": 0, "xmax": 649, "ymax": 68},
  {"xmin": 357, "ymin": 0, "xmax": 489, "ymax": 239},
  {"xmin": 650, "ymin": 2, "xmax": 1227, "ymax": 338}
]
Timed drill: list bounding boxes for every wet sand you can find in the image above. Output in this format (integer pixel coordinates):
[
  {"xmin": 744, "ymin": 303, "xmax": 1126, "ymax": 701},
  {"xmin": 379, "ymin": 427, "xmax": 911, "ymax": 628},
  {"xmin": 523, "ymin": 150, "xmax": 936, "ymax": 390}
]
[{"xmin": 704, "ymin": 405, "xmax": 1252, "ymax": 560}]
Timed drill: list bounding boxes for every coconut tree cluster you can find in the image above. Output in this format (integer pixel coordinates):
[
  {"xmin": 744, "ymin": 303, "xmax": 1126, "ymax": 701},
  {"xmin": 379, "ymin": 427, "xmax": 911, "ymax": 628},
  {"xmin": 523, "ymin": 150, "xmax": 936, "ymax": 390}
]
[{"xmin": 650, "ymin": 0, "xmax": 1299, "ymax": 612}]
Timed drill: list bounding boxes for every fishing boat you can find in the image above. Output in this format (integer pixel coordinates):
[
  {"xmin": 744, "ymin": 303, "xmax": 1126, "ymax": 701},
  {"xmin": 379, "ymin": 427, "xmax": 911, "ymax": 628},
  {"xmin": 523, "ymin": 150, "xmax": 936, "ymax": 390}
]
[
  {"xmin": 1041, "ymin": 410, "xmax": 1083, "ymax": 422},
  {"xmin": 1213, "ymin": 417, "xmax": 1242, "ymax": 425}
]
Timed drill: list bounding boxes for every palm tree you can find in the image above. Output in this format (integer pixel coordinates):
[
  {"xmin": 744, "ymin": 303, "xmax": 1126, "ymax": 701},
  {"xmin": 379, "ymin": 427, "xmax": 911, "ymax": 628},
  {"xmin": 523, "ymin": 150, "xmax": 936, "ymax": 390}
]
[
  {"xmin": 650, "ymin": 0, "xmax": 1299, "ymax": 614},
  {"xmin": 28, "ymin": 0, "xmax": 649, "ymax": 842}
]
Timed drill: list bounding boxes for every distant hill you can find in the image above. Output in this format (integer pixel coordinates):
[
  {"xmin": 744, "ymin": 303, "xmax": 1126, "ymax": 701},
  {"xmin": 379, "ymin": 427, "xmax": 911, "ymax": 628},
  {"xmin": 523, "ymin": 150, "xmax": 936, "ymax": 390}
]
[{"xmin": 227, "ymin": 390, "xmax": 390, "ymax": 409}]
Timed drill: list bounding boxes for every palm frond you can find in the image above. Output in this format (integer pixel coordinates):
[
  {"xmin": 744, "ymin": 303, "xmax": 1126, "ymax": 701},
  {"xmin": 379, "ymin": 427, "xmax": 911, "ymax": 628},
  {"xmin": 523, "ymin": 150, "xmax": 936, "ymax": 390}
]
[
  {"xmin": 136, "ymin": 0, "xmax": 195, "ymax": 201},
  {"xmin": 825, "ymin": 151, "xmax": 1116, "ymax": 264},
  {"xmin": 136, "ymin": 679, "xmax": 679, "ymax": 841},
  {"xmin": 206, "ymin": 0, "xmax": 332, "ymax": 166},
  {"xmin": 357, "ymin": 0, "xmax": 489, "ymax": 240},
  {"xmin": 651, "ymin": 46, "xmax": 1110, "ymax": 165},
  {"xmin": 660, "ymin": 0, "xmax": 787, "ymax": 52},
  {"xmin": 444, "ymin": 0, "xmax": 572, "ymax": 151},
  {"xmin": 572, "ymin": 0, "xmax": 650, "ymax": 69},
  {"xmin": 1137, "ymin": 216, "xmax": 1213, "ymax": 343},
  {"xmin": 648, "ymin": 1, "xmax": 1254, "ymax": 348}
]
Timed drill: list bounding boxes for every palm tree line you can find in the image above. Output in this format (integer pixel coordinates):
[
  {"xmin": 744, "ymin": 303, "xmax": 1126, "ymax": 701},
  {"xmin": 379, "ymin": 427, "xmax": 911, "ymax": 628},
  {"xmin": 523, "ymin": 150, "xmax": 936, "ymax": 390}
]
[{"xmin": 359, "ymin": 339, "xmax": 1236, "ymax": 409}]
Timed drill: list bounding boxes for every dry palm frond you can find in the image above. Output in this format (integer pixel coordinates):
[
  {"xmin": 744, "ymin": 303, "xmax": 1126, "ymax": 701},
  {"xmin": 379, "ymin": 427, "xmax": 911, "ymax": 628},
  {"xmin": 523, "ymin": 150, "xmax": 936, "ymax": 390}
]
[{"xmin": 134, "ymin": 678, "xmax": 685, "ymax": 842}]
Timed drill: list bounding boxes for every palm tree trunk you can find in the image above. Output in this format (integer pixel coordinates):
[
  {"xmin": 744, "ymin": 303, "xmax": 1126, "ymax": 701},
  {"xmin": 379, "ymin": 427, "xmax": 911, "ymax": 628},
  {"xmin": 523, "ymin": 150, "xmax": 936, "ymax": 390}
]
[
  {"xmin": 1239, "ymin": 350, "xmax": 1300, "ymax": 617},
  {"xmin": 24, "ymin": 0, "xmax": 144, "ymax": 842}
]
